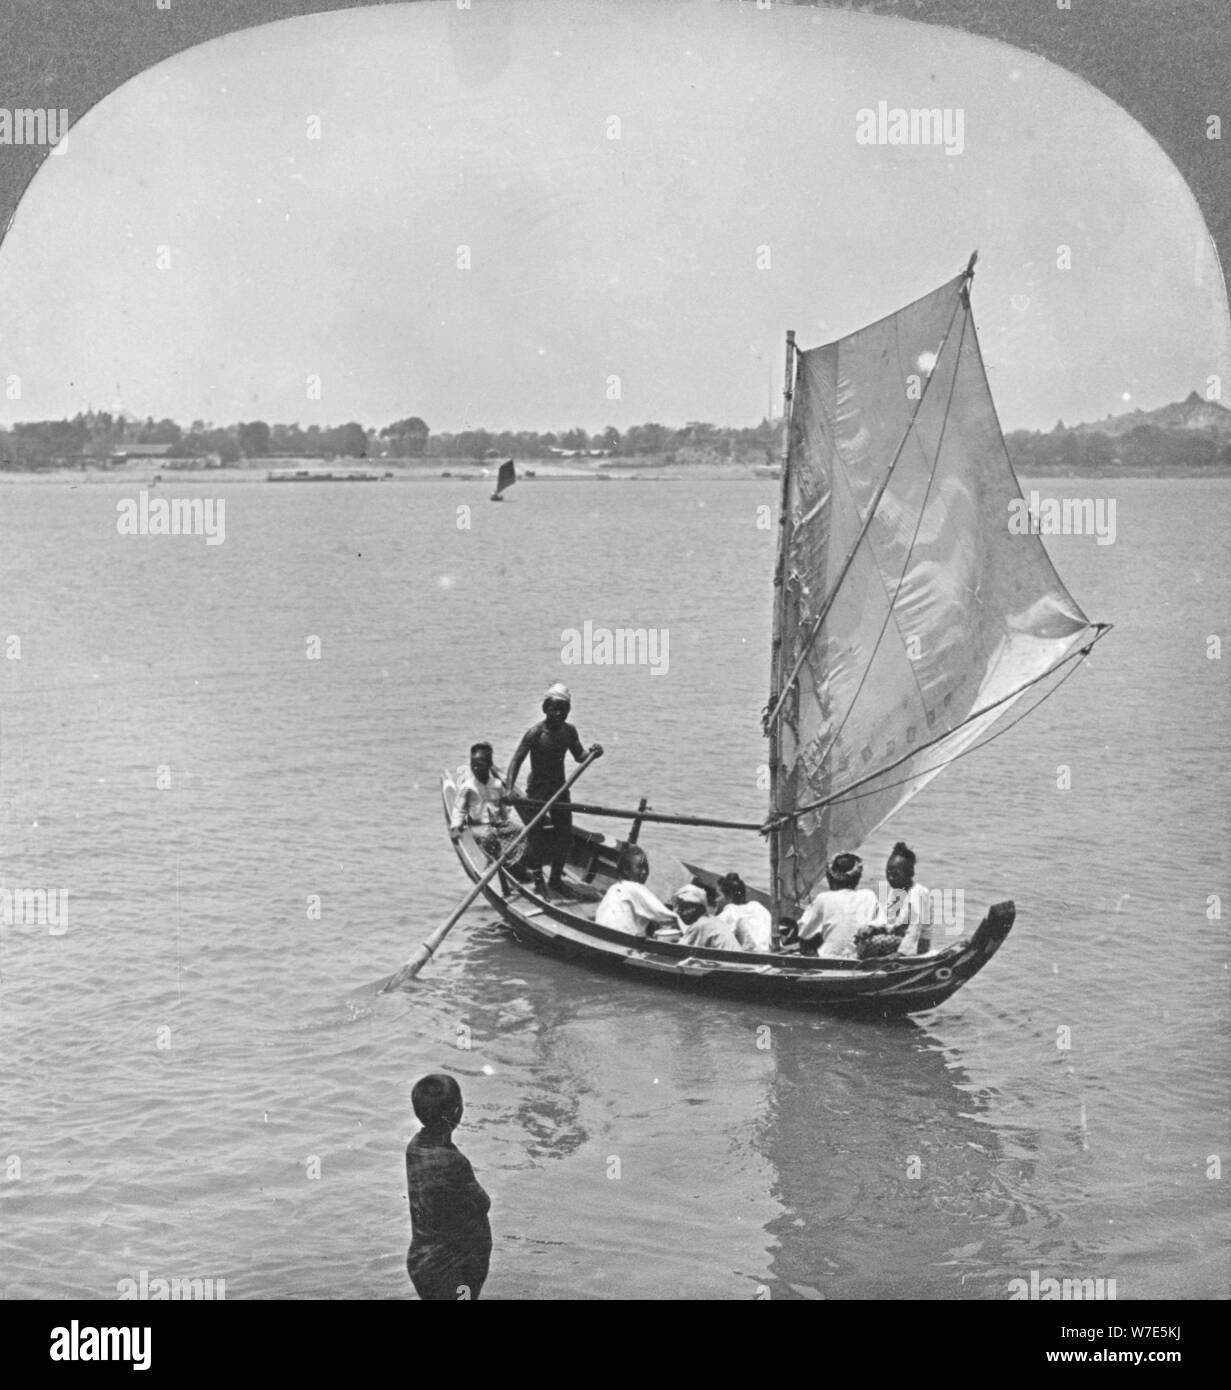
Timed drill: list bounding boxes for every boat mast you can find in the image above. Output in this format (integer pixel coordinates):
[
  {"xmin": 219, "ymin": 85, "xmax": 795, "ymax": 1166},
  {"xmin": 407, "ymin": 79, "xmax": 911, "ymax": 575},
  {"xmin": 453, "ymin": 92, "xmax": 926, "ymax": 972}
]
[{"xmin": 767, "ymin": 329, "xmax": 796, "ymax": 937}]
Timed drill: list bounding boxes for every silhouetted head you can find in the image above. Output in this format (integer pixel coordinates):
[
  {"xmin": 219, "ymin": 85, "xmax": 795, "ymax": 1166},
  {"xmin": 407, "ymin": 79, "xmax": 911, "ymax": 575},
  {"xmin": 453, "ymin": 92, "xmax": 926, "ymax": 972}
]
[
  {"xmin": 716, "ymin": 872, "xmax": 748, "ymax": 907},
  {"xmin": 412, "ymin": 1073, "xmax": 464, "ymax": 1130},
  {"xmin": 886, "ymin": 841, "xmax": 916, "ymax": 890},
  {"xmin": 469, "ymin": 741, "xmax": 494, "ymax": 781},
  {"xmin": 618, "ymin": 845, "xmax": 650, "ymax": 884},
  {"xmin": 826, "ymin": 852, "xmax": 863, "ymax": 891}
]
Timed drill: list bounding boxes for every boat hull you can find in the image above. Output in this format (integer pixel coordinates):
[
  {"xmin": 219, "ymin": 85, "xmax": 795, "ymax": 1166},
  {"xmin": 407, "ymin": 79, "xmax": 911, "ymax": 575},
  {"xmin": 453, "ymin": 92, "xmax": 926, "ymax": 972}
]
[{"xmin": 440, "ymin": 773, "xmax": 1012, "ymax": 1016}]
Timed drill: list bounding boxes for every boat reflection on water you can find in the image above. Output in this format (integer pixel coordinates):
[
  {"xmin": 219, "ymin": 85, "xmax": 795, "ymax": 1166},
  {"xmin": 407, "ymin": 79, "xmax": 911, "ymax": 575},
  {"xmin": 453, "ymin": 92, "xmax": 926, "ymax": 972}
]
[
  {"xmin": 426, "ymin": 917, "xmax": 1051, "ymax": 1300},
  {"xmin": 752, "ymin": 1013, "xmax": 1029, "ymax": 1300}
]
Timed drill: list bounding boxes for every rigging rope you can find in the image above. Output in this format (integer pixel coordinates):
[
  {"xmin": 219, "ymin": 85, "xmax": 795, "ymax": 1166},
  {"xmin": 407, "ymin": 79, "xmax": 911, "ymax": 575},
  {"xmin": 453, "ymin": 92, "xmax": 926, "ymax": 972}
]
[{"xmin": 765, "ymin": 624, "xmax": 1112, "ymax": 829}]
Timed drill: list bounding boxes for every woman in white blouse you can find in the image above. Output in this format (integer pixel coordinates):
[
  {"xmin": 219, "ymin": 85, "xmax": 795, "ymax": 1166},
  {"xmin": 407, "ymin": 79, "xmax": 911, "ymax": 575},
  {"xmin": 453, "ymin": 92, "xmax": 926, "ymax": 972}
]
[{"xmin": 884, "ymin": 842, "xmax": 932, "ymax": 955}]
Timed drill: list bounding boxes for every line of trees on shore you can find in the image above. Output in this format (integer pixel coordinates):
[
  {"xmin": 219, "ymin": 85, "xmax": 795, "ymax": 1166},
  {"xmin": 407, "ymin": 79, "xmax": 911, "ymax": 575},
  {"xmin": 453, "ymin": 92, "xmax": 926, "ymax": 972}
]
[
  {"xmin": 0, "ymin": 411, "xmax": 779, "ymax": 466},
  {"xmin": 1004, "ymin": 421, "xmax": 1231, "ymax": 472},
  {"xmin": 2, "ymin": 407, "xmax": 1228, "ymax": 471}
]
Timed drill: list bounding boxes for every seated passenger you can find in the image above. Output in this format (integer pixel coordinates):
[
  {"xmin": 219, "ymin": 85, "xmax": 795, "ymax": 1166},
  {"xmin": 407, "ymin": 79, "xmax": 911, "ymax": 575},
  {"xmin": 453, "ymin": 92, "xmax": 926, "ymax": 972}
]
[
  {"xmin": 674, "ymin": 885, "xmax": 744, "ymax": 952},
  {"xmin": 884, "ymin": 841, "xmax": 932, "ymax": 954},
  {"xmin": 714, "ymin": 872, "xmax": 773, "ymax": 953},
  {"xmin": 449, "ymin": 741, "xmax": 526, "ymax": 874},
  {"xmin": 798, "ymin": 853, "xmax": 884, "ymax": 959},
  {"xmin": 595, "ymin": 846, "xmax": 677, "ymax": 938}
]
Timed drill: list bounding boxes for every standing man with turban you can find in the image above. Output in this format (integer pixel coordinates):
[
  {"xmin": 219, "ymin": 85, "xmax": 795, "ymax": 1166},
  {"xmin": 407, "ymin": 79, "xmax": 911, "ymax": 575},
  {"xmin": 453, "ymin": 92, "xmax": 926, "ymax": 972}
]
[{"xmin": 507, "ymin": 684, "xmax": 602, "ymax": 896}]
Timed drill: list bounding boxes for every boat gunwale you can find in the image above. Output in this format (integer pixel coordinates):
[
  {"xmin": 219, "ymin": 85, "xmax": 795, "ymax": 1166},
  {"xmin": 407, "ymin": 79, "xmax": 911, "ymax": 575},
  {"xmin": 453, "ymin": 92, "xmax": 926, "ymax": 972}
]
[
  {"xmin": 497, "ymin": 868, "xmax": 976, "ymax": 977},
  {"xmin": 439, "ymin": 772, "xmax": 1011, "ymax": 992}
]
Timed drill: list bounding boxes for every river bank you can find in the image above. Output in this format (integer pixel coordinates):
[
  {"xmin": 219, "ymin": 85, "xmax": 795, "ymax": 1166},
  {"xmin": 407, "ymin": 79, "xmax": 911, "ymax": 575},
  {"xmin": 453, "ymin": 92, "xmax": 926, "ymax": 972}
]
[{"xmin": 3, "ymin": 456, "xmax": 1229, "ymax": 486}]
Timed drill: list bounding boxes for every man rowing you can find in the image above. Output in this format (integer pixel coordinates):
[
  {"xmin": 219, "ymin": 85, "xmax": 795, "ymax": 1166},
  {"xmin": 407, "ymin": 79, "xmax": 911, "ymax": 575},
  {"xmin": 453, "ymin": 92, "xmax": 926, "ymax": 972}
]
[{"xmin": 507, "ymin": 683, "xmax": 603, "ymax": 896}]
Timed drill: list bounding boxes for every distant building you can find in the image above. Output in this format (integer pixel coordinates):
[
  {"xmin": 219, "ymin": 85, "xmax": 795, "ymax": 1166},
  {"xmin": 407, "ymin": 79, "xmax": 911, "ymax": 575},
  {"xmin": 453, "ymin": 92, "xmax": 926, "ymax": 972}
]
[
  {"xmin": 109, "ymin": 443, "xmax": 178, "ymax": 460},
  {"xmin": 107, "ymin": 443, "xmax": 211, "ymax": 468}
]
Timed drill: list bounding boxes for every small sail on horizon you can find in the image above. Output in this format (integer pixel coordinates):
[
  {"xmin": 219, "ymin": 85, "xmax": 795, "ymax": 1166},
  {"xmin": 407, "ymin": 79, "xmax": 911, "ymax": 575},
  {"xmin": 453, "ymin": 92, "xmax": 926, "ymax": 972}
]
[
  {"xmin": 766, "ymin": 263, "xmax": 1105, "ymax": 914},
  {"xmin": 490, "ymin": 458, "xmax": 516, "ymax": 500}
]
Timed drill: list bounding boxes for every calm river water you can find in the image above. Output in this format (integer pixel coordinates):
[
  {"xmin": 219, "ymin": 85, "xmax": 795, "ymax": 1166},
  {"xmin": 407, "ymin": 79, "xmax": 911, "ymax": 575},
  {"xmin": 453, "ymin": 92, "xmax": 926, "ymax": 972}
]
[{"xmin": 0, "ymin": 475, "xmax": 1227, "ymax": 1299}]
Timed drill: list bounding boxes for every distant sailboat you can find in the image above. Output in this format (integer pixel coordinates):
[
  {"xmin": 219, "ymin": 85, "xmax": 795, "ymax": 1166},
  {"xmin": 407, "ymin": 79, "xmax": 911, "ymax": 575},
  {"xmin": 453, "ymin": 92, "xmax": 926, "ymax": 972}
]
[
  {"xmin": 490, "ymin": 458, "xmax": 515, "ymax": 501},
  {"xmin": 438, "ymin": 254, "xmax": 1112, "ymax": 1013}
]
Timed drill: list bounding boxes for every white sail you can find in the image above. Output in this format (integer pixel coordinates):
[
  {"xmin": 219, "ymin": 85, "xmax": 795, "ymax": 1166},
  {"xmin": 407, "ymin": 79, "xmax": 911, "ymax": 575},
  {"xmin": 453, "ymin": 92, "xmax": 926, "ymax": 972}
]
[{"xmin": 770, "ymin": 267, "xmax": 1098, "ymax": 913}]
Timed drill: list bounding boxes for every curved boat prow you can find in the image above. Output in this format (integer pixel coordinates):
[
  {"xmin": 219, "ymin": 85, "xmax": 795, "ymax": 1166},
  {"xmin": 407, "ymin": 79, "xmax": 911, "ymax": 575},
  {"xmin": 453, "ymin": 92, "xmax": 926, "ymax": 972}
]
[
  {"xmin": 959, "ymin": 899, "xmax": 1015, "ymax": 977},
  {"xmin": 972, "ymin": 901, "xmax": 1015, "ymax": 955}
]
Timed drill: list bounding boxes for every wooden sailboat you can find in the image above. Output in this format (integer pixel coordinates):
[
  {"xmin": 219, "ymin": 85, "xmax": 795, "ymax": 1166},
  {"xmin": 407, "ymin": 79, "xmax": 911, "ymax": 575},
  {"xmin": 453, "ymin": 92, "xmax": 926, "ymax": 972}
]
[
  {"xmin": 489, "ymin": 458, "xmax": 515, "ymax": 501},
  {"xmin": 441, "ymin": 256, "xmax": 1110, "ymax": 1014}
]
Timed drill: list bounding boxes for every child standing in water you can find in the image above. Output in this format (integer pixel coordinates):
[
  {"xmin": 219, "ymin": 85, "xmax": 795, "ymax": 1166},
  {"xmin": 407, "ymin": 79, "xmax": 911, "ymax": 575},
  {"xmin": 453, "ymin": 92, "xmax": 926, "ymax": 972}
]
[{"xmin": 405, "ymin": 1074, "xmax": 492, "ymax": 1300}]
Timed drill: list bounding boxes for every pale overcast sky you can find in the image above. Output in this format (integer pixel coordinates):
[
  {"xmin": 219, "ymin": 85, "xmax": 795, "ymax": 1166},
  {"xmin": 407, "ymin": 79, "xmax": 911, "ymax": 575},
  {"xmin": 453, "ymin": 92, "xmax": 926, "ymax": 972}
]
[{"xmin": 0, "ymin": 0, "xmax": 1226, "ymax": 434}]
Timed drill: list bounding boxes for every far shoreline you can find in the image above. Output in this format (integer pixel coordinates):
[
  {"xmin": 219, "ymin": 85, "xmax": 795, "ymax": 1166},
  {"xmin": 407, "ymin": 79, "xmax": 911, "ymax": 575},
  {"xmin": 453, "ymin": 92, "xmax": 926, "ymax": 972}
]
[{"xmin": 2, "ymin": 457, "xmax": 1228, "ymax": 485}]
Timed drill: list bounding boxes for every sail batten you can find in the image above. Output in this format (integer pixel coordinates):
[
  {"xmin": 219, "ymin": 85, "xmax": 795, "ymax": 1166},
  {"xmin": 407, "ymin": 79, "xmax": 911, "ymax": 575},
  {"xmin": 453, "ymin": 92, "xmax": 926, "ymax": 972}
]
[{"xmin": 770, "ymin": 264, "xmax": 1098, "ymax": 913}]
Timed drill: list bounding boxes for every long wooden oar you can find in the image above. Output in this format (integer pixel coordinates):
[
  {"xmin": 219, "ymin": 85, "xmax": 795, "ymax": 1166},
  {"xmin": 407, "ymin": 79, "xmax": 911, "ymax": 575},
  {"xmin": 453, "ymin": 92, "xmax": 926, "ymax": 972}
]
[{"xmin": 380, "ymin": 749, "xmax": 602, "ymax": 992}]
